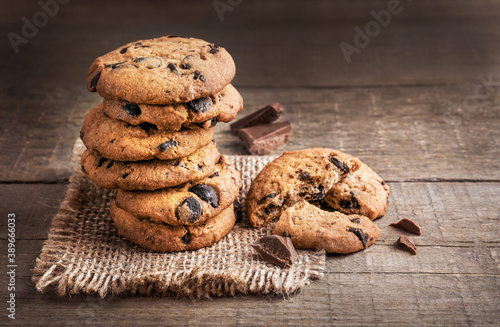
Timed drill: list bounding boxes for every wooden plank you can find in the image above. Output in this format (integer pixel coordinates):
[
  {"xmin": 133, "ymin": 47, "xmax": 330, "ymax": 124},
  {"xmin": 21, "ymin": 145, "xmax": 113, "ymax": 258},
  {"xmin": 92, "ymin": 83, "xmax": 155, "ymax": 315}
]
[
  {"xmin": 1, "ymin": 239, "xmax": 499, "ymax": 326},
  {"xmin": 2, "ymin": 83, "xmax": 499, "ymax": 181},
  {"xmin": 1, "ymin": 182, "xmax": 499, "ymax": 244}
]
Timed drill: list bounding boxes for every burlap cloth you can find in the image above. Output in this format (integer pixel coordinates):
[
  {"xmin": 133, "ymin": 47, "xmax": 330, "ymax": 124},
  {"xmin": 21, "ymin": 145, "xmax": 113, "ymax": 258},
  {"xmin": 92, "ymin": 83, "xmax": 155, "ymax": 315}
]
[{"xmin": 32, "ymin": 139, "xmax": 325, "ymax": 298}]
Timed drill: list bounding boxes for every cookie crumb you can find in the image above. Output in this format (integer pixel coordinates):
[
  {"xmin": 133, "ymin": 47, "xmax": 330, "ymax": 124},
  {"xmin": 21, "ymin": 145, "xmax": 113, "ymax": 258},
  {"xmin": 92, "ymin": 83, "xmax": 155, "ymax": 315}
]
[
  {"xmin": 390, "ymin": 218, "xmax": 421, "ymax": 235},
  {"xmin": 397, "ymin": 235, "xmax": 417, "ymax": 255}
]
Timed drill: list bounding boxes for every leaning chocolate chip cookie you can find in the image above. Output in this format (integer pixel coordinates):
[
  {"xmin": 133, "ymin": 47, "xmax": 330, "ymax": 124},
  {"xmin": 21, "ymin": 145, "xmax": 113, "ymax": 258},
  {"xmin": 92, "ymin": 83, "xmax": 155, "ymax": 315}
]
[
  {"xmin": 81, "ymin": 141, "xmax": 221, "ymax": 190},
  {"xmin": 80, "ymin": 104, "xmax": 214, "ymax": 161},
  {"xmin": 273, "ymin": 201, "xmax": 380, "ymax": 254},
  {"xmin": 87, "ymin": 36, "xmax": 236, "ymax": 104},
  {"xmin": 111, "ymin": 202, "xmax": 236, "ymax": 252},
  {"xmin": 102, "ymin": 84, "xmax": 243, "ymax": 132},
  {"xmin": 323, "ymin": 163, "xmax": 390, "ymax": 220},
  {"xmin": 114, "ymin": 156, "xmax": 241, "ymax": 226},
  {"xmin": 246, "ymin": 148, "xmax": 361, "ymax": 228}
]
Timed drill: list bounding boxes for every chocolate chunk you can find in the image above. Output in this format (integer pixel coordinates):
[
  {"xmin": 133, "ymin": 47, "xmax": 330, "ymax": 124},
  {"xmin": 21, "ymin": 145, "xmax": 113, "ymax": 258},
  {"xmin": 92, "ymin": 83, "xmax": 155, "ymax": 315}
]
[
  {"xmin": 208, "ymin": 172, "xmax": 219, "ymax": 178},
  {"xmin": 176, "ymin": 197, "xmax": 202, "ymax": 223},
  {"xmin": 138, "ymin": 122, "xmax": 158, "ymax": 133},
  {"xmin": 230, "ymin": 103, "xmax": 284, "ymax": 133},
  {"xmin": 209, "ymin": 46, "xmax": 220, "ymax": 54},
  {"xmin": 120, "ymin": 47, "xmax": 128, "ymax": 54},
  {"xmin": 189, "ymin": 184, "xmax": 219, "ymax": 208},
  {"xmin": 135, "ymin": 42, "xmax": 142, "ymax": 46},
  {"xmin": 251, "ymin": 235, "xmax": 298, "ymax": 268},
  {"xmin": 299, "ymin": 171, "xmax": 311, "ymax": 181},
  {"xmin": 397, "ymin": 235, "xmax": 417, "ymax": 255},
  {"xmin": 259, "ymin": 192, "xmax": 278, "ymax": 204},
  {"xmin": 123, "ymin": 103, "xmax": 141, "ymax": 117},
  {"xmin": 311, "ymin": 185, "xmax": 325, "ymax": 201},
  {"xmin": 167, "ymin": 63, "xmax": 178, "ymax": 73},
  {"xmin": 89, "ymin": 71, "xmax": 101, "ymax": 91},
  {"xmin": 210, "ymin": 117, "xmax": 217, "ymax": 127},
  {"xmin": 181, "ymin": 230, "xmax": 191, "ymax": 244},
  {"xmin": 340, "ymin": 195, "xmax": 360, "ymax": 209},
  {"xmin": 158, "ymin": 140, "xmax": 179, "ymax": 152},
  {"xmin": 193, "ymin": 70, "xmax": 205, "ymax": 81},
  {"xmin": 329, "ymin": 156, "xmax": 349, "ymax": 174},
  {"xmin": 180, "ymin": 55, "xmax": 193, "ymax": 69},
  {"xmin": 186, "ymin": 97, "xmax": 213, "ymax": 113},
  {"xmin": 121, "ymin": 172, "xmax": 129, "ymax": 179},
  {"xmin": 350, "ymin": 217, "xmax": 361, "ymax": 224},
  {"xmin": 348, "ymin": 227, "xmax": 368, "ymax": 248},
  {"xmin": 237, "ymin": 120, "xmax": 292, "ymax": 155},
  {"xmin": 390, "ymin": 218, "xmax": 421, "ymax": 235},
  {"xmin": 97, "ymin": 157, "xmax": 106, "ymax": 168}
]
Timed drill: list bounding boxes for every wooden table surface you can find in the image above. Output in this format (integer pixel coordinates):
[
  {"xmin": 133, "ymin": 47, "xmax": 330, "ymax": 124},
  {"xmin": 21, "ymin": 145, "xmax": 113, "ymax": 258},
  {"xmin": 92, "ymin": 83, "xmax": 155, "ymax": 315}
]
[{"xmin": 1, "ymin": 0, "xmax": 499, "ymax": 326}]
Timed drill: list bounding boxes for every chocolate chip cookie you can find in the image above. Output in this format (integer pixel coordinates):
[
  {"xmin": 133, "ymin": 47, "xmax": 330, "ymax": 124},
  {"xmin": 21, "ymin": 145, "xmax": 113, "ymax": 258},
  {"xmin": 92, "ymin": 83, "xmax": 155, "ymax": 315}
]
[
  {"xmin": 80, "ymin": 104, "xmax": 214, "ymax": 161},
  {"xmin": 81, "ymin": 141, "xmax": 220, "ymax": 190},
  {"xmin": 273, "ymin": 201, "xmax": 380, "ymax": 254},
  {"xmin": 102, "ymin": 84, "xmax": 243, "ymax": 132},
  {"xmin": 110, "ymin": 201, "xmax": 236, "ymax": 252},
  {"xmin": 246, "ymin": 148, "xmax": 362, "ymax": 228},
  {"xmin": 323, "ymin": 163, "xmax": 390, "ymax": 220},
  {"xmin": 87, "ymin": 36, "xmax": 236, "ymax": 104},
  {"xmin": 114, "ymin": 156, "xmax": 241, "ymax": 226}
]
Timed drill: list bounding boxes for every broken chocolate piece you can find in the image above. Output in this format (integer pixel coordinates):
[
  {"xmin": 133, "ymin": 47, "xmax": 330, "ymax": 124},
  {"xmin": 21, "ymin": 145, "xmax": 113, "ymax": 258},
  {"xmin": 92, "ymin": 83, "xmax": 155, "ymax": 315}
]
[
  {"xmin": 390, "ymin": 218, "xmax": 422, "ymax": 235},
  {"xmin": 237, "ymin": 120, "xmax": 292, "ymax": 155},
  {"xmin": 251, "ymin": 235, "xmax": 298, "ymax": 268},
  {"xmin": 397, "ymin": 235, "xmax": 417, "ymax": 255},
  {"xmin": 230, "ymin": 103, "xmax": 284, "ymax": 134}
]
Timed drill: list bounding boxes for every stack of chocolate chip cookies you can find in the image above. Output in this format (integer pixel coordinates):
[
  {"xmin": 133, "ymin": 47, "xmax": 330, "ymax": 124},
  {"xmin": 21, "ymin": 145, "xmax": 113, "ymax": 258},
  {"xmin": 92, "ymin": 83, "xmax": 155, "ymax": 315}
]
[{"xmin": 80, "ymin": 36, "xmax": 243, "ymax": 252}]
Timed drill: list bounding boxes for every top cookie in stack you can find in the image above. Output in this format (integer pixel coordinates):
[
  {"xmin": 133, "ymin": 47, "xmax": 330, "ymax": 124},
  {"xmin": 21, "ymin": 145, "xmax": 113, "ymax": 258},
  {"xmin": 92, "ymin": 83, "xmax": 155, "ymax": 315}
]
[{"xmin": 80, "ymin": 36, "xmax": 243, "ymax": 252}]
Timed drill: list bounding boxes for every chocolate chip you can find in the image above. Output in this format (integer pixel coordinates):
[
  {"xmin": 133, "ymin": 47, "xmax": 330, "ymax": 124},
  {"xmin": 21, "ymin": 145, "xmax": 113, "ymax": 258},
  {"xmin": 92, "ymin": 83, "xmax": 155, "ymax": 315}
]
[
  {"xmin": 120, "ymin": 47, "xmax": 128, "ymax": 54},
  {"xmin": 340, "ymin": 195, "xmax": 360, "ymax": 209},
  {"xmin": 123, "ymin": 103, "xmax": 141, "ymax": 117},
  {"xmin": 299, "ymin": 171, "xmax": 311, "ymax": 181},
  {"xmin": 311, "ymin": 185, "xmax": 325, "ymax": 201},
  {"xmin": 210, "ymin": 117, "xmax": 217, "ymax": 127},
  {"xmin": 281, "ymin": 232, "xmax": 291, "ymax": 238},
  {"xmin": 89, "ymin": 71, "xmax": 101, "ymax": 90},
  {"xmin": 121, "ymin": 172, "xmax": 130, "ymax": 179},
  {"xmin": 181, "ymin": 230, "xmax": 191, "ymax": 244},
  {"xmin": 138, "ymin": 122, "xmax": 158, "ymax": 132},
  {"xmin": 259, "ymin": 192, "xmax": 278, "ymax": 204},
  {"xmin": 329, "ymin": 156, "xmax": 349, "ymax": 174},
  {"xmin": 167, "ymin": 63, "xmax": 178, "ymax": 73},
  {"xmin": 193, "ymin": 70, "xmax": 205, "ymax": 81},
  {"xmin": 176, "ymin": 197, "xmax": 202, "ymax": 223},
  {"xmin": 381, "ymin": 180, "xmax": 386, "ymax": 186},
  {"xmin": 158, "ymin": 140, "xmax": 179, "ymax": 152},
  {"xmin": 348, "ymin": 227, "xmax": 368, "ymax": 248},
  {"xmin": 209, "ymin": 46, "xmax": 220, "ymax": 54},
  {"xmin": 186, "ymin": 97, "xmax": 213, "ymax": 113},
  {"xmin": 208, "ymin": 172, "xmax": 219, "ymax": 178},
  {"xmin": 106, "ymin": 161, "xmax": 114, "ymax": 169},
  {"xmin": 217, "ymin": 156, "xmax": 223, "ymax": 164},
  {"xmin": 97, "ymin": 158, "xmax": 106, "ymax": 168},
  {"xmin": 135, "ymin": 42, "xmax": 142, "ymax": 46},
  {"xmin": 180, "ymin": 63, "xmax": 191, "ymax": 69},
  {"xmin": 350, "ymin": 217, "xmax": 361, "ymax": 224},
  {"xmin": 189, "ymin": 184, "xmax": 219, "ymax": 208}
]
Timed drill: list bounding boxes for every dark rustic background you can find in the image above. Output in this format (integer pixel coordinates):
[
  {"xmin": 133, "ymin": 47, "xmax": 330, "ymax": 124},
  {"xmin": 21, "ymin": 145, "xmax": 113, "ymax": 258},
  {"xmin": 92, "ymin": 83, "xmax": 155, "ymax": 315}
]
[{"xmin": 1, "ymin": 0, "xmax": 499, "ymax": 326}]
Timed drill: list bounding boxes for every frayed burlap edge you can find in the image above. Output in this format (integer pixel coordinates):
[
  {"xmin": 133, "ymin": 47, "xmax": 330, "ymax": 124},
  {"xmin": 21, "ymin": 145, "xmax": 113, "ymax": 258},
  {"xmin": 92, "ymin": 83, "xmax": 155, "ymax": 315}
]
[{"xmin": 32, "ymin": 139, "xmax": 325, "ymax": 299}]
